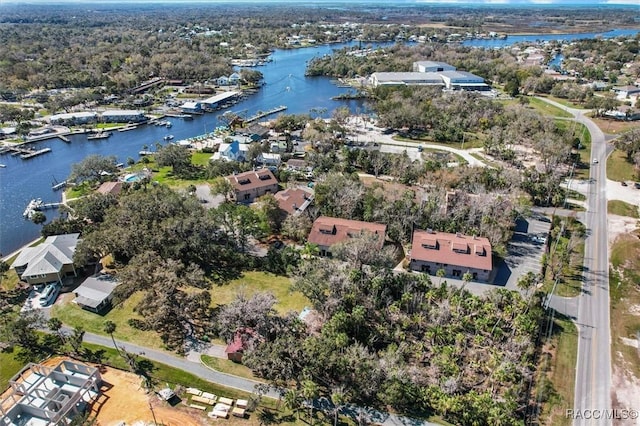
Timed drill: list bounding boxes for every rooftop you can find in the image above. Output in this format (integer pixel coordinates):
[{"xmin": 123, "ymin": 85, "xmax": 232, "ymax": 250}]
[
  {"xmin": 410, "ymin": 230, "xmax": 492, "ymax": 272},
  {"xmin": 226, "ymin": 169, "xmax": 278, "ymax": 192},
  {"xmin": 308, "ymin": 216, "xmax": 386, "ymax": 248}
]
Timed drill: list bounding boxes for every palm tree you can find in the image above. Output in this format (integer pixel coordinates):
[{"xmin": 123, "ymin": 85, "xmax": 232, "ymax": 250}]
[
  {"xmin": 103, "ymin": 320, "xmax": 120, "ymax": 355},
  {"xmin": 283, "ymin": 389, "xmax": 302, "ymax": 420},
  {"xmin": 436, "ymin": 268, "xmax": 446, "ymax": 285},
  {"xmin": 301, "ymin": 380, "xmax": 319, "ymax": 425},
  {"xmin": 330, "ymin": 386, "xmax": 346, "ymax": 426}
]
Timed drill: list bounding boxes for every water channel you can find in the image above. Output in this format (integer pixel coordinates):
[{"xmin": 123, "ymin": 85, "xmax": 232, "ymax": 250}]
[{"xmin": 1, "ymin": 28, "xmax": 638, "ymax": 255}]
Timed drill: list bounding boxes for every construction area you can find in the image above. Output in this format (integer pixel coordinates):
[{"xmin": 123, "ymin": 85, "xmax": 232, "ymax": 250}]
[{"xmin": 0, "ymin": 357, "xmax": 257, "ymax": 426}]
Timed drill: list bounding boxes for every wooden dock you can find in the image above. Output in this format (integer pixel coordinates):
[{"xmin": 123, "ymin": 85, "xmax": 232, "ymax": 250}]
[
  {"xmin": 245, "ymin": 105, "xmax": 287, "ymax": 124},
  {"xmin": 21, "ymin": 148, "xmax": 52, "ymax": 159},
  {"xmin": 58, "ymin": 135, "xmax": 70, "ymax": 142}
]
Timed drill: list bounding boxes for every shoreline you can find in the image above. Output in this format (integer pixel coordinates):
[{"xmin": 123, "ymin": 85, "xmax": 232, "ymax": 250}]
[{"xmin": 2, "ymin": 236, "xmax": 42, "ymax": 263}]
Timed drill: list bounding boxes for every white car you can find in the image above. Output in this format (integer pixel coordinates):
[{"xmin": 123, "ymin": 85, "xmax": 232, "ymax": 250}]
[
  {"xmin": 38, "ymin": 283, "xmax": 60, "ymax": 307},
  {"xmin": 592, "ymin": 158, "xmax": 599, "ymax": 164}
]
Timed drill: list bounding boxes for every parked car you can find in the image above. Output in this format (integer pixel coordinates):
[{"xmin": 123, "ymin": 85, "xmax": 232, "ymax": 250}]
[
  {"xmin": 621, "ymin": 181, "xmax": 628, "ymax": 186},
  {"xmin": 635, "ymin": 182, "xmax": 640, "ymax": 189},
  {"xmin": 38, "ymin": 283, "xmax": 60, "ymax": 307}
]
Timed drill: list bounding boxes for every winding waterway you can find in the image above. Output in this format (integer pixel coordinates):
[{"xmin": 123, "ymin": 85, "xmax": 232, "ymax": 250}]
[{"xmin": 1, "ymin": 27, "xmax": 639, "ymax": 255}]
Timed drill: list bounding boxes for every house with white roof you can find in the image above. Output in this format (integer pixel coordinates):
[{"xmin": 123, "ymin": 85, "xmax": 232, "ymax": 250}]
[
  {"xmin": 12, "ymin": 233, "xmax": 80, "ymax": 285},
  {"xmin": 73, "ymin": 274, "xmax": 119, "ymax": 313},
  {"xmin": 213, "ymin": 140, "xmax": 250, "ymax": 162},
  {"xmin": 49, "ymin": 111, "xmax": 98, "ymax": 125}
]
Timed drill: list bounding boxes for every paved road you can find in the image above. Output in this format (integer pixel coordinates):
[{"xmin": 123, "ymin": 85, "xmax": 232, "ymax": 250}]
[
  {"xmin": 537, "ymin": 98, "xmax": 612, "ymax": 425},
  {"xmin": 351, "ymin": 127, "xmax": 486, "ymax": 167},
  {"xmin": 65, "ymin": 328, "xmax": 440, "ymax": 426}
]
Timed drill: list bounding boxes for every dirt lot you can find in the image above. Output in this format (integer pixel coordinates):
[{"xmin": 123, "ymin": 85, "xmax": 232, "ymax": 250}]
[{"xmin": 591, "ymin": 117, "xmax": 640, "ymax": 136}]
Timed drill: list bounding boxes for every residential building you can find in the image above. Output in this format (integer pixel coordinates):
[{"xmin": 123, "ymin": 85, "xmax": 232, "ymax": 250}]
[
  {"xmin": 0, "ymin": 359, "xmax": 102, "ymax": 425},
  {"xmin": 213, "ymin": 140, "xmax": 250, "ymax": 162},
  {"xmin": 12, "ymin": 233, "xmax": 80, "ymax": 285},
  {"xmin": 226, "ymin": 169, "xmax": 279, "ymax": 203},
  {"xmin": 307, "ymin": 216, "xmax": 386, "ymax": 257},
  {"xmin": 101, "ymin": 110, "xmax": 146, "ymax": 123},
  {"xmin": 96, "ymin": 181, "xmax": 123, "ymax": 196},
  {"xmin": 286, "ymin": 158, "xmax": 311, "ymax": 172},
  {"xmin": 49, "ymin": 111, "xmax": 98, "ymax": 126},
  {"xmin": 73, "ymin": 274, "xmax": 119, "ymax": 313},
  {"xmin": 274, "ymin": 187, "xmax": 314, "ymax": 216},
  {"xmin": 257, "ymin": 152, "xmax": 281, "ymax": 166},
  {"xmin": 409, "ymin": 230, "xmax": 492, "ymax": 282}
]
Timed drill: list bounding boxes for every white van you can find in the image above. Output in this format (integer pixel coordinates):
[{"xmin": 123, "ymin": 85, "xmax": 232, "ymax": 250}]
[{"xmin": 39, "ymin": 283, "xmax": 60, "ymax": 307}]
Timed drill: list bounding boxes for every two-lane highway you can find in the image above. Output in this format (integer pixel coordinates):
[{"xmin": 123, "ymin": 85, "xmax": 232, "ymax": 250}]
[{"xmin": 538, "ymin": 98, "xmax": 612, "ymax": 425}]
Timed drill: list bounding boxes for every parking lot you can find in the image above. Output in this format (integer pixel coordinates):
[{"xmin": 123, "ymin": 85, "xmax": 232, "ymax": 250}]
[{"xmin": 492, "ymin": 216, "xmax": 552, "ymax": 290}]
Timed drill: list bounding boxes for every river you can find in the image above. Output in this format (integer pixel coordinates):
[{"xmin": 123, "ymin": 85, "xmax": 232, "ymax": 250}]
[
  {"xmin": 1, "ymin": 28, "xmax": 639, "ymax": 255},
  {"xmin": 0, "ymin": 41, "xmax": 376, "ymax": 256}
]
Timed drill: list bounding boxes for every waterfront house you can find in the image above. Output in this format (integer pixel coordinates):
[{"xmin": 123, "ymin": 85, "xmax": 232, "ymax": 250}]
[
  {"xmin": 73, "ymin": 274, "xmax": 119, "ymax": 313},
  {"xmin": 213, "ymin": 140, "xmax": 250, "ymax": 162},
  {"xmin": 226, "ymin": 169, "xmax": 279, "ymax": 203},
  {"xmin": 307, "ymin": 216, "xmax": 386, "ymax": 257},
  {"xmin": 12, "ymin": 233, "xmax": 79, "ymax": 285},
  {"xmin": 101, "ymin": 110, "xmax": 146, "ymax": 123},
  {"xmin": 217, "ymin": 76, "xmax": 230, "ymax": 86},
  {"xmin": 96, "ymin": 181, "xmax": 124, "ymax": 196},
  {"xmin": 228, "ymin": 73, "xmax": 241, "ymax": 85},
  {"xmin": 409, "ymin": 230, "xmax": 492, "ymax": 282}
]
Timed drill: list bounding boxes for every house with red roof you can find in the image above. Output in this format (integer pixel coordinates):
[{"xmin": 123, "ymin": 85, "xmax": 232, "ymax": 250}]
[
  {"xmin": 307, "ymin": 216, "xmax": 386, "ymax": 257},
  {"xmin": 409, "ymin": 230, "xmax": 492, "ymax": 282},
  {"xmin": 226, "ymin": 169, "xmax": 279, "ymax": 203}
]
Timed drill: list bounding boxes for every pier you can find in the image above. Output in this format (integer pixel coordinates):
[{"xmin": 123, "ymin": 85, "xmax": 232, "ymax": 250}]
[
  {"xmin": 58, "ymin": 135, "xmax": 70, "ymax": 143},
  {"xmin": 20, "ymin": 148, "xmax": 52, "ymax": 159},
  {"xmin": 23, "ymin": 198, "xmax": 62, "ymax": 219},
  {"xmin": 1, "ymin": 146, "xmax": 53, "ymax": 159},
  {"xmin": 245, "ymin": 105, "xmax": 287, "ymax": 124}
]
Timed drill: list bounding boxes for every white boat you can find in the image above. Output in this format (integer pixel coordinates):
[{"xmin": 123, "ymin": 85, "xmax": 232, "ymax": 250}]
[
  {"xmin": 23, "ymin": 198, "xmax": 43, "ymax": 218},
  {"xmin": 163, "ymin": 134, "xmax": 174, "ymax": 141},
  {"xmin": 0, "ymin": 164, "xmax": 6, "ymax": 168},
  {"xmin": 87, "ymin": 131, "xmax": 112, "ymax": 140},
  {"xmin": 165, "ymin": 121, "xmax": 172, "ymax": 128}
]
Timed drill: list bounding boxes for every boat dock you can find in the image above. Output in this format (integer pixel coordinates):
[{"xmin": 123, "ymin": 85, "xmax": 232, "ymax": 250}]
[
  {"xmin": 118, "ymin": 125, "xmax": 138, "ymax": 132},
  {"xmin": 23, "ymin": 198, "xmax": 62, "ymax": 219},
  {"xmin": 58, "ymin": 135, "xmax": 71, "ymax": 143},
  {"xmin": 21, "ymin": 148, "xmax": 52, "ymax": 159},
  {"xmin": 1, "ymin": 146, "xmax": 53, "ymax": 159},
  {"xmin": 245, "ymin": 105, "xmax": 287, "ymax": 124},
  {"xmin": 52, "ymin": 180, "xmax": 67, "ymax": 191}
]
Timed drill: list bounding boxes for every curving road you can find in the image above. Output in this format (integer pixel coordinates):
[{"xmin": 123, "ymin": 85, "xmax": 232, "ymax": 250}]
[{"xmin": 537, "ymin": 98, "xmax": 612, "ymax": 425}]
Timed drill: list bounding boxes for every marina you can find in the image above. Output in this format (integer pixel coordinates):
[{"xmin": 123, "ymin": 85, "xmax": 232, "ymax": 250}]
[{"xmin": 245, "ymin": 106, "xmax": 288, "ymax": 124}]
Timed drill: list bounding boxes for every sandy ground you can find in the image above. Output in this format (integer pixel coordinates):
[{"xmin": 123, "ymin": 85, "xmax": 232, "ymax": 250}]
[
  {"xmin": 607, "ymin": 179, "xmax": 640, "ymax": 207},
  {"xmin": 607, "ymin": 215, "xmax": 639, "ymax": 251},
  {"xmin": 90, "ymin": 366, "xmax": 208, "ymax": 426}
]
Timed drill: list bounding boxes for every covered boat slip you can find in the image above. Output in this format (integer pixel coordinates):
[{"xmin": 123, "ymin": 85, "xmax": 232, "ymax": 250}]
[{"xmin": 0, "ymin": 360, "xmax": 101, "ymax": 426}]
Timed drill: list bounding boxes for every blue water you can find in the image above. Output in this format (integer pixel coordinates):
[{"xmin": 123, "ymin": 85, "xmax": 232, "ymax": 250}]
[
  {"xmin": 0, "ymin": 41, "xmax": 377, "ymax": 255},
  {"xmin": 462, "ymin": 28, "xmax": 639, "ymax": 48}
]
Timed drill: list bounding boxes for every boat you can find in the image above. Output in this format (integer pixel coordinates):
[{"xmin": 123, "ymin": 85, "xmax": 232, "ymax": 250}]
[
  {"xmin": 23, "ymin": 198, "xmax": 43, "ymax": 218},
  {"xmin": 163, "ymin": 135, "xmax": 174, "ymax": 141},
  {"xmin": 0, "ymin": 164, "xmax": 5, "ymax": 168},
  {"xmin": 87, "ymin": 131, "xmax": 112, "ymax": 140},
  {"xmin": 165, "ymin": 121, "xmax": 172, "ymax": 128}
]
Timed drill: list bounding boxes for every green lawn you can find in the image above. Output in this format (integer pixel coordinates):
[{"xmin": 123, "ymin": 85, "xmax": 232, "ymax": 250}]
[
  {"xmin": 0, "ymin": 351, "xmax": 25, "ymax": 391},
  {"xmin": 608, "ymin": 200, "xmax": 639, "ymax": 218},
  {"xmin": 393, "ymin": 133, "xmax": 484, "ymax": 150},
  {"xmin": 607, "ymin": 149, "xmax": 637, "ymax": 182},
  {"xmin": 526, "ymin": 97, "xmax": 573, "ymax": 118},
  {"xmin": 51, "ymin": 291, "xmax": 165, "ymax": 350},
  {"xmin": 542, "ymin": 218, "xmax": 585, "ymax": 297},
  {"xmin": 212, "ymin": 271, "xmax": 309, "ymax": 314},
  {"xmin": 539, "ymin": 314, "xmax": 578, "ymax": 426},
  {"xmin": 201, "ymin": 354, "xmax": 256, "ymax": 380}
]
